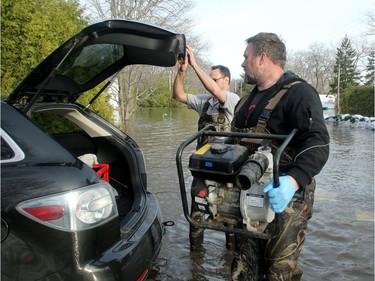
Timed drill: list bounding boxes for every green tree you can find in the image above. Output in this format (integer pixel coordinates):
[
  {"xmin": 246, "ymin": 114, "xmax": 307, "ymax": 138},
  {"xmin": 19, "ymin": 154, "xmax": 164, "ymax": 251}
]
[
  {"xmin": 1, "ymin": 0, "xmax": 88, "ymax": 96},
  {"xmin": 330, "ymin": 35, "xmax": 361, "ymax": 95},
  {"xmin": 364, "ymin": 51, "xmax": 375, "ymax": 86},
  {"xmin": 137, "ymin": 73, "xmax": 177, "ymax": 107},
  {"xmin": 340, "ymin": 85, "xmax": 374, "ymax": 117},
  {"xmin": 77, "ymin": 84, "xmax": 115, "ymax": 123},
  {"xmin": 31, "ymin": 84, "xmax": 115, "ymax": 134},
  {"xmin": 329, "ymin": 35, "xmax": 361, "ymax": 113}
]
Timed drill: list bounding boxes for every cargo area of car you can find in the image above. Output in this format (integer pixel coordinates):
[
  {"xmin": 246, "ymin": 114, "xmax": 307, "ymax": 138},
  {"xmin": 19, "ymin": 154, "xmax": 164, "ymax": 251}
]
[
  {"xmin": 30, "ymin": 105, "xmax": 137, "ymax": 218},
  {"xmin": 53, "ymin": 132, "xmax": 134, "ymax": 216}
]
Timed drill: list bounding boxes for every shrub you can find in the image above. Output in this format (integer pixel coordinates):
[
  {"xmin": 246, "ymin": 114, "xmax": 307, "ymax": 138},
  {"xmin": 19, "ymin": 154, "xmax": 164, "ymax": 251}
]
[{"xmin": 340, "ymin": 85, "xmax": 374, "ymax": 117}]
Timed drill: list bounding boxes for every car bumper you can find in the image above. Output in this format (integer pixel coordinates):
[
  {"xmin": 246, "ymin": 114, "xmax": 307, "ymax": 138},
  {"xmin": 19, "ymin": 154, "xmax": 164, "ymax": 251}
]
[{"xmin": 82, "ymin": 193, "xmax": 163, "ymax": 281}]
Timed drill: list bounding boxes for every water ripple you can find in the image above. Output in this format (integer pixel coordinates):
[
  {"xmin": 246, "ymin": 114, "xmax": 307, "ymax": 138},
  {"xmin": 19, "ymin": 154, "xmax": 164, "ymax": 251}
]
[{"xmin": 126, "ymin": 108, "xmax": 374, "ymax": 281}]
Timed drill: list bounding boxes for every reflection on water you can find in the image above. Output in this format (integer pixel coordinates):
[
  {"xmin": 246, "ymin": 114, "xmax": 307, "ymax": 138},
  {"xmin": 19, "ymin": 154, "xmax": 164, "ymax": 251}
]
[{"xmin": 125, "ymin": 108, "xmax": 374, "ymax": 281}]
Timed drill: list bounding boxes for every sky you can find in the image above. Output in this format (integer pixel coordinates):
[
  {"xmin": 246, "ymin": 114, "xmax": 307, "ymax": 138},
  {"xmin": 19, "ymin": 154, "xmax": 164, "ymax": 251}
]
[{"xmin": 190, "ymin": 0, "xmax": 374, "ymax": 79}]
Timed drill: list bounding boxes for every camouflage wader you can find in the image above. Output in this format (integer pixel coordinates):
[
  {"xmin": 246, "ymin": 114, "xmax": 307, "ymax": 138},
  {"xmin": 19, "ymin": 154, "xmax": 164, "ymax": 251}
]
[
  {"xmin": 231, "ymin": 180, "xmax": 315, "ymax": 281},
  {"xmin": 230, "ymin": 80, "xmax": 313, "ymax": 280},
  {"xmin": 195, "ymin": 101, "xmax": 229, "ymax": 149},
  {"xmin": 189, "ymin": 100, "xmax": 235, "ymax": 250}
]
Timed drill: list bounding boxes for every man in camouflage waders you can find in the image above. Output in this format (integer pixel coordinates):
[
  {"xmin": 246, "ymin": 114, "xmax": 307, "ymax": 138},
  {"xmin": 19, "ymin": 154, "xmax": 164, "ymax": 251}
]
[
  {"xmin": 230, "ymin": 33, "xmax": 330, "ymax": 280},
  {"xmin": 173, "ymin": 45, "xmax": 240, "ymax": 250}
]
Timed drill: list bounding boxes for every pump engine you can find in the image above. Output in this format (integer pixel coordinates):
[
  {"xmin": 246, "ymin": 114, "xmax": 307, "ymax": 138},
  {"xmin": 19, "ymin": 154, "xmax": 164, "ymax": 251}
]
[
  {"xmin": 188, "ymin": 139, "xmax": 275, "ymax": 235},
  {"xmin": 176, "ymin": 126, "xmax": 298, "ymax": 239}
]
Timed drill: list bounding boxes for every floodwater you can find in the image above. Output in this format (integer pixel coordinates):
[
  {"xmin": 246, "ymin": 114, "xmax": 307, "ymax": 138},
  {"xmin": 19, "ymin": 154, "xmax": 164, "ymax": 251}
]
[{"xmin": 125, "ymin": 107, "xmax": 374, "ymax": 281}]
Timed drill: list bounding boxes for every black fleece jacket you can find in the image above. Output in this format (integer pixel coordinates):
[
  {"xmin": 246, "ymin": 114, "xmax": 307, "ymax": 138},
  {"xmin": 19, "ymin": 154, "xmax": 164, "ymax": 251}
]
[{"xmin": 233, "ymin": 71, "xmax": 330, "ymax": 188}]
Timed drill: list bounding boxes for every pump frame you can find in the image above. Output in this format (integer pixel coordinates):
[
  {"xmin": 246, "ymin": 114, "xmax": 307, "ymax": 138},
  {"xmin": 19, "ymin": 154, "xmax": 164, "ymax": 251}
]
[{"xmin": 176, "ymin": 125, "xmax": 298, "ymax": 239}]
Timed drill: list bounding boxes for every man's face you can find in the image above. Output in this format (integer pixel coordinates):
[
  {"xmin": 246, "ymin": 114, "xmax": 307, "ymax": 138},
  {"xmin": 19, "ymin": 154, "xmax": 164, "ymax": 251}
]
[
  {"xmin": 209, "ymin": 68, "xmax": 228, "ymax": 90},
  {"xmin": 241, "ymin": 43, "xmax": 259, "ymax": 84}
]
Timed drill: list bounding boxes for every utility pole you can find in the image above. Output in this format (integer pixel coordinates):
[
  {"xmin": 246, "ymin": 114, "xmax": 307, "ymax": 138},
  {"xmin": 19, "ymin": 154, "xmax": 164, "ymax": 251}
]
[{"xmin": 337, "ymin": 64, "xmax": 340, "ymax": 114}]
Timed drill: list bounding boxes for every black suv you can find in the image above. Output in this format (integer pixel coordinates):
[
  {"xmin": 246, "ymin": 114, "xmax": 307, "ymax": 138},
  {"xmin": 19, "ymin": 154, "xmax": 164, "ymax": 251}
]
[{"xmin": 1, "ymin": 19, "xmax": 185, "ymax": 281}]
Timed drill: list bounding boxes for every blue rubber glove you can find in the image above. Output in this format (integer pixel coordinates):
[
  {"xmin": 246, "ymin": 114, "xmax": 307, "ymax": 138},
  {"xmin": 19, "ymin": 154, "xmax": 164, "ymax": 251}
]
[{"xmin": 263, "ymin": 176, "xmax": 297, "ymax": 213}]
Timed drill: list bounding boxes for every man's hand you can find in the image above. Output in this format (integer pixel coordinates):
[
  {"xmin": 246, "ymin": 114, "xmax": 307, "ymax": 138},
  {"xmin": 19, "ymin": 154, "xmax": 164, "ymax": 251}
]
[
  {"xmin": 263, "ymin": 176, "xmax": 299, "ymax": 213},
  {"xmin": 173, "ymin": 53, "xmax": 189, "ymax": 104},
  {"xmin": 177, "ymin": 55, "xmax": 188, "ymax": 73},
  {"xmin": 186, "ymin": 45, "xmax": 198, "ymax": 68}
]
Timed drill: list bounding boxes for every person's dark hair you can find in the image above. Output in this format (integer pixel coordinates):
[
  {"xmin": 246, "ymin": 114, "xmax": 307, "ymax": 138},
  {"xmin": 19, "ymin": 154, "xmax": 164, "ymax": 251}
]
[
  {"xmin": 245, "ymin": 33, "xmax": 286, "ymax": 69},
  {"xmin": 211, "ymin": 65, "xmax": 231, "ymax": 82}
]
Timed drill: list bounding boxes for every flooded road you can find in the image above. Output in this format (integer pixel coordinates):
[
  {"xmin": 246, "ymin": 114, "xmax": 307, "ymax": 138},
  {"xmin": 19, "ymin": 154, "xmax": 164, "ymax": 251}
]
[{"xmin": 125, "ymin": 108, "xmax": 374, "ymax": 281}]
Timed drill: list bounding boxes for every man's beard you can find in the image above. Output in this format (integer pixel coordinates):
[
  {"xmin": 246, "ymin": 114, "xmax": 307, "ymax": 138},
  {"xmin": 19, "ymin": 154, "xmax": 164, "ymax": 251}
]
[{"xmin": 244, "ymin": 74, "xmax": 256, "ymax": 85}]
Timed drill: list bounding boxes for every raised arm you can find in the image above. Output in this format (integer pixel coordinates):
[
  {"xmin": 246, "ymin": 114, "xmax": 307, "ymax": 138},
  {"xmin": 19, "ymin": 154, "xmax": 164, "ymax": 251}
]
[
  {"xmin": 186, "ymin": 46, "xmax": 228, "ymax": 104},
  {"xmin": 173, "ymin": 56, "xmax": 189, "ymax": 104}
]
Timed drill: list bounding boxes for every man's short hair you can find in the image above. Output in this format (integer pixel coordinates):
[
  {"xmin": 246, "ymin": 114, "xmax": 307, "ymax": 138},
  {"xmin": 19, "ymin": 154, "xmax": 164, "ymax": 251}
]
[
  {"xmin": 211, "ymin": 65, "xmax": 231, "ymax": 82},
  {"xmin": 245, "ymin": 33, "xmax": 286, "ymax": 69}
]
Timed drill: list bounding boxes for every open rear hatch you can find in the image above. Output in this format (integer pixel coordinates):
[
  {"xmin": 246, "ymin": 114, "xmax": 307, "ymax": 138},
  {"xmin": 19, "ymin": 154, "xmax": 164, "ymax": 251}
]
[{"xmin": 6, "ymin": 19, "xmax": 185, "ymax": 113}]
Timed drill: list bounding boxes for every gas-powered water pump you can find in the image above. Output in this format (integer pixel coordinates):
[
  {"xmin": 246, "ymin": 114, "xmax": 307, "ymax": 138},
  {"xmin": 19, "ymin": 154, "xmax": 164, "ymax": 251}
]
[{"xmin": 176, "ymin": 125, "xmax": 297, "ymax": 239}]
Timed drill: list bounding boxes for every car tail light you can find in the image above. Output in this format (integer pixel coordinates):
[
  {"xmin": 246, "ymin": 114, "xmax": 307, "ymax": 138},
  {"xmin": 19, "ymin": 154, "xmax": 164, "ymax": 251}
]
[
  {"xmin": 24, "ymin": 205, "xmax": 65, "ymax": 221},
  {"xmin": 16, "ymin": 182, "xmax": 118, "ymax": 232}
]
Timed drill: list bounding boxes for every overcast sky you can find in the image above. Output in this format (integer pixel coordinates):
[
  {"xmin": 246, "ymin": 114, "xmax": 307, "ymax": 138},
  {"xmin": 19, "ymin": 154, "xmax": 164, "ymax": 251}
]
[{"xmin": 190, "ymin": 0, "xmax": 374, "ymax": 79}]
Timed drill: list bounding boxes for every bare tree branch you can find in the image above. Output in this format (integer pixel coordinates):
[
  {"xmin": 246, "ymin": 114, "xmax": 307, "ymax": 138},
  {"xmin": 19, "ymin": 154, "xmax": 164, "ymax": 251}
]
[
  {"xmin": 81, "ymin": 0, "xmax": 205, "ymax": 126},
  {"xmin": 363, "ymin": 9, "xmax": 375, "ymax": 36}
]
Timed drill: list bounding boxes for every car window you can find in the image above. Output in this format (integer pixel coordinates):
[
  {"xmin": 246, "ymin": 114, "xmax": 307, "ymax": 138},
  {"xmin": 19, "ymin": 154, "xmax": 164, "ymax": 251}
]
[
  {"xmin": 0, "ymin": 129, "xmax": 25, "ymax": 163},
  {"xmin": 1, "ymin": 138, "xmax": 14, "ymax": 160},
  {"xmin": 59, "ymin": 44, "xmax": 124, "ymax": 85},
  {"xmin": 31, "ymin": 112, "xmax": 82, "ymax": 134}
]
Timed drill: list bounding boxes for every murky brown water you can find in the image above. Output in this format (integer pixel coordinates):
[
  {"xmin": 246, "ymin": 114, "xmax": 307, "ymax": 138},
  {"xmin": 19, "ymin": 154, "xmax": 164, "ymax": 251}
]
[{"xmin": 125, "ymin": 108, "xmax": 374, "ymax": 281}]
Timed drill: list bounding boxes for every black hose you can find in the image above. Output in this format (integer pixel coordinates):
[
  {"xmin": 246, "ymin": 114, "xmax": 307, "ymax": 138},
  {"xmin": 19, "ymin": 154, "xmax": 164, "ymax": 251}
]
[{"xmin": 235, "ymin": 153, "xmax": 269, "ymax": 190}]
